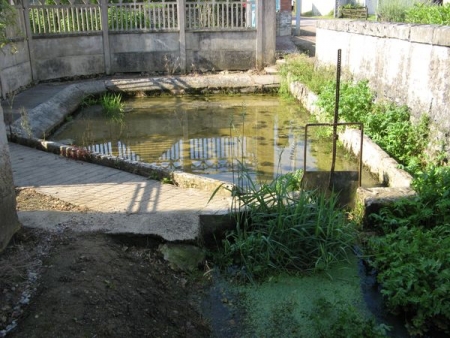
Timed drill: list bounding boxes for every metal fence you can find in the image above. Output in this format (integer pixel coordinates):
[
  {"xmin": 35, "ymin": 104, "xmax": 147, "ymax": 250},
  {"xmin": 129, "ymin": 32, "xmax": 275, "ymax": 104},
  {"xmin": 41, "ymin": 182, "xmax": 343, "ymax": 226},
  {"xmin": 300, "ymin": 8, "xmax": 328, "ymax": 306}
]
[{"xmin": 11, "ymin": 0, "xmax": 255, "ymax": 35}]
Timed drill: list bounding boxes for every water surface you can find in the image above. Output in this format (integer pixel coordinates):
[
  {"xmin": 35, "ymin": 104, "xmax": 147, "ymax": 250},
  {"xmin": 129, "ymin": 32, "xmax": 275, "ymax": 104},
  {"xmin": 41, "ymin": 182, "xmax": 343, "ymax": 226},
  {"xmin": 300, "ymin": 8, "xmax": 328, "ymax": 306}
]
[{"xmin": 51, "ymin": 94, "xmax": 378, "ymax": 186}]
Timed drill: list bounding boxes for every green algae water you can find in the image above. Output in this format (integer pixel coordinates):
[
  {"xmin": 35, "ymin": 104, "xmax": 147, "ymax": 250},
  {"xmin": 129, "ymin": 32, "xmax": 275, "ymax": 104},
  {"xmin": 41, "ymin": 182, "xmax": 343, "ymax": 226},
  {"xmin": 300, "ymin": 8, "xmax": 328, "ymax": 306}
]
[{"xmin": 51, "ymin": 94, "xmax": 378, "ymax": 186}]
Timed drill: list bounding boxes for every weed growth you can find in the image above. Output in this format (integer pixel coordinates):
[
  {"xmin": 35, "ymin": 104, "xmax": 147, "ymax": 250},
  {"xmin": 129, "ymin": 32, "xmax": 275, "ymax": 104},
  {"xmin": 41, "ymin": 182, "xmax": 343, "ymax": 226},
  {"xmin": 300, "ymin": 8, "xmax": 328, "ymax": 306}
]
[
  {"xmin": 279, "ymin": 54, "xmax": 335, "ymax": 96},
  {"xmin": 376, "ymin": 0, "xmax": 416, "ymax": 22},
  {"xmin": 368, "ymin": 225, "xmax": 450, "ymax": 336},
  {"xmin": 19, "ymin": 108, "xmax": 32, "ymax": 138},
  {"xmin": 405, "ymin": 2, "xmax": 450, "ymax": 25},
  {"xmin": 306, "ymin": 298, "xmax": 390, "ymax": 337},
  {"xmin": 100, "ymin": 93, "xmax": 124, "ymax": 122},
  {"xmin": 316, "ymin": 80, "xmax": 429, "ymax": 173},
  {"xmin": 213, "ymin": 169, "xmax": 356, "ymax": 281},
  {"xmin": 366, "ymin": 165, "xmax": 450, "ymax": 335}
]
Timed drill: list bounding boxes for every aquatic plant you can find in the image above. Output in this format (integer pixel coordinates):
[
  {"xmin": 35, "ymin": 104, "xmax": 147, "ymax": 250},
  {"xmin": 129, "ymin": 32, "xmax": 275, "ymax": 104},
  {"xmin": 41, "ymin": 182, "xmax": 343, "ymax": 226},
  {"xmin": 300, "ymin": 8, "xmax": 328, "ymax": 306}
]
[
  {"xmin": 100, "ymin": 93, "xmax": 125, "ymax": 123},
  {"xmin": 212, "ymin": 168, "xmax": 356, "ymax": 281}
]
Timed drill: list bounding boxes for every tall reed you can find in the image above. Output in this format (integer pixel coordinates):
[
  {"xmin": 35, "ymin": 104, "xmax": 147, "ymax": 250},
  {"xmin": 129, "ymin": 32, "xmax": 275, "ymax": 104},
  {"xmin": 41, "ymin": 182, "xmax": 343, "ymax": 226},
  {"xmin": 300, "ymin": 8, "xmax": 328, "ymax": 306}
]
[{"xmin": 213, "ymin": 168, "xmax": 356, "ymax": 281}]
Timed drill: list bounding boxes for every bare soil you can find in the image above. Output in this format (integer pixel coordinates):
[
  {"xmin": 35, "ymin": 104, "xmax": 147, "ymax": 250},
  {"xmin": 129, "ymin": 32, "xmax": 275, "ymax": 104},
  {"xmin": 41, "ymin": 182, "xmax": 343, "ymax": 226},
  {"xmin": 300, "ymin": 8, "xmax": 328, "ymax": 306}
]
[{"xmin": 0, "ymin": 189, "xmax": 211, "ymax": 338}]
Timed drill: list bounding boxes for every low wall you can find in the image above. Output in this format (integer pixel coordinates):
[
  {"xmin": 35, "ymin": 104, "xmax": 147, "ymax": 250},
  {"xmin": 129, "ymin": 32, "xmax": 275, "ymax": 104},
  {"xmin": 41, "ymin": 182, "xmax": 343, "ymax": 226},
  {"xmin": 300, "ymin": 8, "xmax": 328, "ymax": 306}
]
[{"xmin": 316, "ymin": 20, "xmax": 450, "ymax": 157}]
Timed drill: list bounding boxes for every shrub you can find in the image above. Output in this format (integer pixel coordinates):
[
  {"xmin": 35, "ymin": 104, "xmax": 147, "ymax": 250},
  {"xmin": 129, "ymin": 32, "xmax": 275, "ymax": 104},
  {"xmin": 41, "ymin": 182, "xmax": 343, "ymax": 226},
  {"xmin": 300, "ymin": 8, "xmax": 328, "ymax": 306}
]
[
  {"xmin": 370, "ymin": 165, "xmax": 450, "ymax": 232},
  {"xmin": 316, "ymin": 81, "xmax": 429, "ymax": 173},
  {"xmin": 368, "ymin": 225, "xmax": 450, "ymax": 336},
  {"xmin": 317, "ymin": 80, "xmax": 374, "ymax": 123},
  {"xmin": 376, "ymin": 0, "xmax": 416, "ymax": 22},
  {"xmin": 405, "ymin": 2, "xmax": 450, "ymax": 25}
]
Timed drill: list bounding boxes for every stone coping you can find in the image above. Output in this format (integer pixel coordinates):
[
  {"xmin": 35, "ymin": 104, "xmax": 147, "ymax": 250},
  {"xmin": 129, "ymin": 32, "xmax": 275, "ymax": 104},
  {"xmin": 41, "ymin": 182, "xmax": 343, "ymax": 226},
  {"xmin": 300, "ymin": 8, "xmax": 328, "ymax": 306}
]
[{"xmin": 316, "ymin": 19, "xmax": 450, "ymax": 47}]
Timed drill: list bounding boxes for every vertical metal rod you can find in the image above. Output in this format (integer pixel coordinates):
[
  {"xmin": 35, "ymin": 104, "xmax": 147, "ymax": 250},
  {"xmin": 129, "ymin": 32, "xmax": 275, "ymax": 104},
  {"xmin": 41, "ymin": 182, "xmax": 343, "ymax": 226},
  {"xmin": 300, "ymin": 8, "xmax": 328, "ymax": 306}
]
[{"xmin": 329, "ymin": 49, "xmax": 341, "ymax": 188}]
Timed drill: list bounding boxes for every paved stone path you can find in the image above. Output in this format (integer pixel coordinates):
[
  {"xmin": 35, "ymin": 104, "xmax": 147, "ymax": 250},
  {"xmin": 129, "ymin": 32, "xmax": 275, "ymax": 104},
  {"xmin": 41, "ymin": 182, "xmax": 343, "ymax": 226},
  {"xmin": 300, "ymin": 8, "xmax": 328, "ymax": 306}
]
[{"xmin": 9, "ymin": 142, "xmax": 230, "ymax": 241}]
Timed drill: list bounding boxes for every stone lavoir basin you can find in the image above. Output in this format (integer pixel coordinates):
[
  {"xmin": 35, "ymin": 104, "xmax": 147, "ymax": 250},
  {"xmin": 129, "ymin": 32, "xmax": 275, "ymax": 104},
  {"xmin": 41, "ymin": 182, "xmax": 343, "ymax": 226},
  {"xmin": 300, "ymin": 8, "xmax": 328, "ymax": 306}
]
[{"xmin": 49, "ymin": 93, "xmax": 380, "ymax": 189}]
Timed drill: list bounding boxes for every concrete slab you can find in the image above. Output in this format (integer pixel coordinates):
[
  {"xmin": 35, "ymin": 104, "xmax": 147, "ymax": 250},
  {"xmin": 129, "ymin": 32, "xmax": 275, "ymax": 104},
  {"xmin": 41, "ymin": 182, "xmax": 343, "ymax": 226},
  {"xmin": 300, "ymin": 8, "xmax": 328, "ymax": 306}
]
[{"xmin": 10, "ymin": 143, "xmax": 231, "ymax": 242}]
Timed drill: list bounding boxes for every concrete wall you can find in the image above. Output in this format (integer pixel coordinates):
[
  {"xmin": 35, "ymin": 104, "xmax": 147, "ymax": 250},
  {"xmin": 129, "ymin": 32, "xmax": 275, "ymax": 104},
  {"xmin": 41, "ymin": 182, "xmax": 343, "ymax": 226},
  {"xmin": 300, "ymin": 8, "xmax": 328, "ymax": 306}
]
[
  {"xmin": 186, "ymin": 31, "xmax": 257, "ymax": 71},
  {"xmin": 0, "ymin": 105, "xmax": 20, "ymax": 252},
  {"xmin": 0, "ymin": 39, "xmax": 32, "ymax": 98},
  {"xmin": 110, "ymin": 32, "xmax": 180, "ymax": 73},
  {"xmin": 316, "ymin": 20, "xmax": 450, "ymax": 156},
  {"xmin": 32, "ymin": 35, "xmax": 105, "ymax": 81},
  {"xmin": 1, "ymin": 0, "xmax": 276, "ymax": 98},
  {"xmin": 276, "ymin": 11, "xmax": 292, "ymax": 36}
]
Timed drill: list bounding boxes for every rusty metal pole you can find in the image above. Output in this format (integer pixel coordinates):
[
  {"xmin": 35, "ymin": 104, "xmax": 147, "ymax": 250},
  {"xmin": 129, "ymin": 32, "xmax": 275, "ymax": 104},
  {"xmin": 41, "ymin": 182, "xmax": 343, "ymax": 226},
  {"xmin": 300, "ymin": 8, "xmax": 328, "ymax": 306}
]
[{"xmin": 329, "ymin": 49, "xmax": 342, "ymax": 188}]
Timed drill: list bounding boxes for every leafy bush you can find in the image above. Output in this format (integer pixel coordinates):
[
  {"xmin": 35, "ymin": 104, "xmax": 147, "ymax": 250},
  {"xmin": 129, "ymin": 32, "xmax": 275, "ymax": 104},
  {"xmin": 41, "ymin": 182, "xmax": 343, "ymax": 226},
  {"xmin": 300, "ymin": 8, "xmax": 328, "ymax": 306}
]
[
  {"xmin": 215, "ymin": 170, "xmax": 356, "ymax": 281},
  {"xmin": 365, "ymin": 102, "xmax": 429, "ymax": 171},
  {"xmin": 317, "ymin": 80, "xmax": 374, "ymax": 123},
  {"xmin": 368, "ymin": 225, "xmax": 450, "ymax": 336},
  {"xmin": 405, "ymin": 2, "xmax": 450, "ymax": 25},
  {"xmin": 316, "ymin": 81, "xmax": 429, "ymax": 173},
  {"xmin": 370, "ymin": 165, "xmax": 450, "ymax": 232}
]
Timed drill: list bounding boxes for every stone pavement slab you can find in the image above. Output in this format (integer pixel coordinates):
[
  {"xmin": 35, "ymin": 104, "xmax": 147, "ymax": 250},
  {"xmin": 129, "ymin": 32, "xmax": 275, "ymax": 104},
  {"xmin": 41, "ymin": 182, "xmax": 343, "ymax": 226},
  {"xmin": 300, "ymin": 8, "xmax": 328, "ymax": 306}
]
[{"xmin": 9, "ymin": 143, "xmax": 231, "ymax": 242}]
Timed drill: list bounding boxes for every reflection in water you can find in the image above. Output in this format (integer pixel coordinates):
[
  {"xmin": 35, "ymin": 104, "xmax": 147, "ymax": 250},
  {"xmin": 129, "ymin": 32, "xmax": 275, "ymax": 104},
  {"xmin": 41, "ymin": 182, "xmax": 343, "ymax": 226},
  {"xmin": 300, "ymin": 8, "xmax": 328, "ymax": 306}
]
[{"xmin": 51, "ymin": 94, "xmax": 375, "ymax": 186}]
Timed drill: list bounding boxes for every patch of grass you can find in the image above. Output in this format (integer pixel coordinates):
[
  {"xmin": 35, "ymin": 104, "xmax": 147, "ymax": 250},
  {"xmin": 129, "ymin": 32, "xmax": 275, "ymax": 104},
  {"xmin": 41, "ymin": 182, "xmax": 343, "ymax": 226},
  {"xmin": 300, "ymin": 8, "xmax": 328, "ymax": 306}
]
[
  {"xmin": 376, "ymin": 0, "xmax": 416, "ymax": 22},
  {"xmin": 279, "ymin": 54, "xmax": 335, "ymax": 96}
]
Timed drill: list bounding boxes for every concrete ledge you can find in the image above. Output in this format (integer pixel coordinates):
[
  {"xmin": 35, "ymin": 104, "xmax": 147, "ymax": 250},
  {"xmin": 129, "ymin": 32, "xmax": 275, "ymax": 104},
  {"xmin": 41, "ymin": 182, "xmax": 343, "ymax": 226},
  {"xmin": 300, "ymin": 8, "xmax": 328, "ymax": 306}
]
[
  {"xmin": 316, "ymin": 20, "xmax": 450, "ymax": 46},
  {"xmin": 356, "ymin": 187, "xmax": 416, "ymax": 227},
  {"xmin": 10, "ymin": 135, "xmax": 233, "ymax": 198}
]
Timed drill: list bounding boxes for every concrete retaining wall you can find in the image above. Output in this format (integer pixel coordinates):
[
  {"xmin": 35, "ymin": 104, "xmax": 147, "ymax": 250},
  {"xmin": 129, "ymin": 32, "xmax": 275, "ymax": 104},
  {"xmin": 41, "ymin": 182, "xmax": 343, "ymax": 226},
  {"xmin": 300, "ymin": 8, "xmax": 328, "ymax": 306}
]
[{"xmin": 316, "ymin": 20, "xmax": 450, "ymax": 156}]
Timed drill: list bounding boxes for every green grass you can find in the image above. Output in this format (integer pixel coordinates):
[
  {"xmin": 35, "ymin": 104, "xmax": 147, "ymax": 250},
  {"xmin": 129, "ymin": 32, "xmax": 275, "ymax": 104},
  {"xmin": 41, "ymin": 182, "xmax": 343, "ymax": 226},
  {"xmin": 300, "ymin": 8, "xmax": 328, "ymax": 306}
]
[
  {"xmin": 279, "ymin": 54, "xmax": 335, "ymax": 96},
  {"xmin": 212, "ymin": 169, "xmax": 356, "ymax": 282}
]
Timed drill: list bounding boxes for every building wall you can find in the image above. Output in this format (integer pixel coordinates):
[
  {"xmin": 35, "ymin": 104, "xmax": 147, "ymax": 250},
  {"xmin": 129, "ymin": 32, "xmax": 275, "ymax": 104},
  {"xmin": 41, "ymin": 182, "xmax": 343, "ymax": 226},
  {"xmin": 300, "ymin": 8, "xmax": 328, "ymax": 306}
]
[{"xmin": 316, "ymin": 20, "xmax": 450, "ymax": 156}]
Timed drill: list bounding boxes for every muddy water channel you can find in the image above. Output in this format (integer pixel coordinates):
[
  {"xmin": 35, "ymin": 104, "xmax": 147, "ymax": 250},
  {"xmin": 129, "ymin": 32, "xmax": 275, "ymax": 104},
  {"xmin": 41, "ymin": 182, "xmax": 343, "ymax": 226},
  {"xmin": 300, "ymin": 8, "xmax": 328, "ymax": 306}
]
[{"xmin": 52, "ymin": 94, "xmax": 378, "ymax": 187}]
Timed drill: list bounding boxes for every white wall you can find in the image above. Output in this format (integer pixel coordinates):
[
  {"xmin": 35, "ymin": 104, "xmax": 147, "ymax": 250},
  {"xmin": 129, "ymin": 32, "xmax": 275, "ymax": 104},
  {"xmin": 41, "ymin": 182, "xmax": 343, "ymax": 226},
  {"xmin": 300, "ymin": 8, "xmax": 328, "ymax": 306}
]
[{"xmin": 300, "ymin": 0, "xmax": 377, "ymax": 16}]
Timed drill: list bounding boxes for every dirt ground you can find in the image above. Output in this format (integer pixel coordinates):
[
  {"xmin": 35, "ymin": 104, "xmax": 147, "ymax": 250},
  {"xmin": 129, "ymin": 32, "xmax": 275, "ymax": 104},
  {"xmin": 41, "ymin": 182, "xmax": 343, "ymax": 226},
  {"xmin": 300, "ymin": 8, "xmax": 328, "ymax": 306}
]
[{"xmin": 0, "ymin": 189, "xmax": 212, "ymax": 338}]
